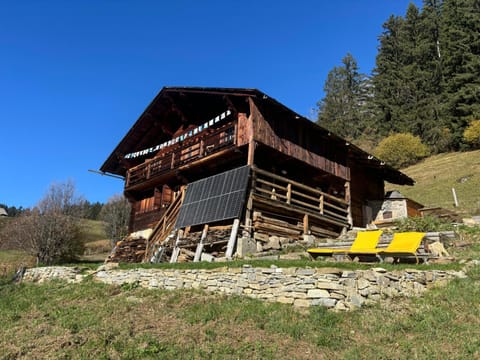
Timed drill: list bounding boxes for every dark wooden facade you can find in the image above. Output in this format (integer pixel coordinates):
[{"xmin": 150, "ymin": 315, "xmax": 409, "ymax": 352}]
[{"xmin": 101, "ymin": 87, "xmax": 414, "ymax": 261}]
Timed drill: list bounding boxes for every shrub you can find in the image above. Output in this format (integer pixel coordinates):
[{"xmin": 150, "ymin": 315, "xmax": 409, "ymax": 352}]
[
  {"xmin": 394, "ymin": 216, "xmax": 454, "ymax": 232},
  {"xmin": 100, "ymin": 194, "xmax": 131, "ymax": 247},
  {"xmin": 463, "ymin": 120, "xmax": 480, "ymax": 148},
  {"xmin": 374, "ymin": 133, "xmax": 430, "ymax": 168},
  {"xmin": 0, "ymin": 181, "xmax": 84, "ymax": 265}
]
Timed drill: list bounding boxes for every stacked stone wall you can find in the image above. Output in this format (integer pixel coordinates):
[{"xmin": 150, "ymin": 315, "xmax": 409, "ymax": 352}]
[{"xmin": 21, "ymin": 262, "xmax": 478, "ymax": 310}]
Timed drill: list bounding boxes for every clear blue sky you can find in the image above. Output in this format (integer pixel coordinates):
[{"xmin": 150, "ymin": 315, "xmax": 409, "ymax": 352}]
[{"xmin": 0, "ymin": 0, "xmax": 421, "ymax": 209}]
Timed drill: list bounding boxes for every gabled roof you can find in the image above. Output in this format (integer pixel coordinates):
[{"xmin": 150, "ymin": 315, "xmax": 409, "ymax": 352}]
[{"xmin": 100, "ymin": 86, "xmax": 414, "ymax": 186}]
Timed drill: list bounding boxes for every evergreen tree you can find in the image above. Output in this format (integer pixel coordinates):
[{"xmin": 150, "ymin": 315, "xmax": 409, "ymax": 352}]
[
  {"xmin": 371, "ymin": 15, "xmax": 407, "ymax": 136},
  {"xmin": 440, "ymin": 0, "xmax": 480, "ymax": 147},
  {"xmin": 317, "ymin": 53, "xmax": 371, "ymax": 140}
]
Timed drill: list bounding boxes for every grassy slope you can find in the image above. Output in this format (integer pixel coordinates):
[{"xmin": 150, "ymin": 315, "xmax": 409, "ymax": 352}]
[
  {"xmin": 78, "ymin": 219, "xmax": 112, "ymax": 260},
  {"xmin": 0, "ymin": 266, "xmax": 479, "ymax": 359},
  {"xmin": 386, "ymin": 150, "xmax": 480, "ymax": 215}
]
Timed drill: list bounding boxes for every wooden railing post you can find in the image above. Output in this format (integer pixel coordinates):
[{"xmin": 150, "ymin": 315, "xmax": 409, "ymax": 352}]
[
  {"xmin": 319, "ymin": 194, "xmax": 324, "ymax": 214},
  {"xmin": 286, "ymin": 183, "xmax": 292, "ymax": 204}
]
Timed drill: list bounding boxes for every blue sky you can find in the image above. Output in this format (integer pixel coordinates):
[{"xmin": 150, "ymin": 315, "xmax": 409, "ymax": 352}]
[{"xmin": 0, "ymin": 0, "xmax": 421, "ymax": 208}]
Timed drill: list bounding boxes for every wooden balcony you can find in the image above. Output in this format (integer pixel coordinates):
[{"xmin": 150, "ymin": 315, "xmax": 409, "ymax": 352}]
[
  {"xmin": 251, "ymin": 166, "xmax": 350, "ymax": 232},
  {"xmin": 126, "ymin": 122, "xmax": 236, "ymax": 189}
]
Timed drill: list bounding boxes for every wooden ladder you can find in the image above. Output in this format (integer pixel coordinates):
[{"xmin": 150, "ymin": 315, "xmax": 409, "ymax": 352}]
[{"xmin": 143, "ymin": 189, "xmax": 185, "ymax": 262}]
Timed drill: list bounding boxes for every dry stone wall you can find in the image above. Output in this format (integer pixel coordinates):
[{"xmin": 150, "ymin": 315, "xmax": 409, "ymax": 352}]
[{"xmin": 21, "ymin": 261, "xmax": 479, "ymax": 311}]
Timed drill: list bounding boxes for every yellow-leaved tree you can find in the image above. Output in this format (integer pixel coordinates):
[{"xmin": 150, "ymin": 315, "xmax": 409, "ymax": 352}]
[{"xmin": 374, "ymin": 133, "xmax": 430, "ymax": 169}]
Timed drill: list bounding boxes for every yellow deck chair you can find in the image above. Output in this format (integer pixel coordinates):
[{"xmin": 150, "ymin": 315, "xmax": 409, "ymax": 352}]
[
  {"xmin": 307, "ymin": 230, "xmax": 383, "ymax": 258},
  {"xmin": 378, "ymin": 232, "xmax": 427, "ymax": 263}
]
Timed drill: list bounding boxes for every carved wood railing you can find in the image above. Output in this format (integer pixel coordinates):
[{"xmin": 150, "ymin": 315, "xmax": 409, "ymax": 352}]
[{"xmin": 126, "ymin": 122, "xmax": 236, "ymax": 188}]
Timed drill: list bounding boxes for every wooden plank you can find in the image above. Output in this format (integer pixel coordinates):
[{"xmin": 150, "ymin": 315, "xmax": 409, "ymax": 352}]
[{"xmin": 249, "ymin": 99, "xmax": 350, "ymax": 181}]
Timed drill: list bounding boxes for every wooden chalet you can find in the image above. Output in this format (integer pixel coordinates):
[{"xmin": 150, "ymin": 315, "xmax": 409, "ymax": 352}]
[{"xmin": 100, "ymin": 87, "xmax": 414, "ymax": 262}]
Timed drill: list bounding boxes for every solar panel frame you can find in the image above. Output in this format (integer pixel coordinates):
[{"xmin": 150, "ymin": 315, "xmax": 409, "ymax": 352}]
[{"xmin": 175, "ymin": 165, "xmax": 251, "ymax": 229}]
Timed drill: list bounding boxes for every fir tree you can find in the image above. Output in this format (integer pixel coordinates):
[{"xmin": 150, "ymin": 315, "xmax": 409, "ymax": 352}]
[
  {"xmin": 317, "ymin": 53, "xmax": 370, "ymax": 140},
  {"xmin": 440, "ymin": 0, "xmax": 480, "ymax": 147}
]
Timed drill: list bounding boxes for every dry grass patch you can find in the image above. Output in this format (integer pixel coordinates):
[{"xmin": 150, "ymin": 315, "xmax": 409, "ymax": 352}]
[{"xmin": 386, "ymin": 150, "xmax": 480, "ymax": 214}]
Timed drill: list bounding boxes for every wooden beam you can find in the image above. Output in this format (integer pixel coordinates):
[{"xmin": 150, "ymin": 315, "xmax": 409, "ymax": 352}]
[
  {"xmin": 170, "ymin": 229, "xmax": 183, "ymax": 263},
  {"xmin": 345, "ymin": 181, "xmax": 353, "ymax": 227},
  {"xmin": 303, "ymin": 214, "xmax": 309, "ymax": 235},
  {"xmin": 243, "ymin": 193, "xmax": 253, "ymax": 237},
  {"xmin": 194, "ymin": 224, "xmax": 209, "ymax": 262},
  {"xmin": 225, "ymin": 219, "xmax": 240, "ymax": 259}
]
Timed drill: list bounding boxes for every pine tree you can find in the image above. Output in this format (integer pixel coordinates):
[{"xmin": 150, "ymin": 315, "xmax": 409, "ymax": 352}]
[
  {"xmin": 317, "ymin": 53, "xmax": 370, "ymax": 140},
  {"xmin": 371, "ymin": 15, "xmax": 407, "ymax": 136},
  {"xmin": 440, "ymin": 0, "xmax": 480, "ymax": 147},
  {"xmin": 372, "ymin": 2, "xmax": 450, "ymax": 150}
]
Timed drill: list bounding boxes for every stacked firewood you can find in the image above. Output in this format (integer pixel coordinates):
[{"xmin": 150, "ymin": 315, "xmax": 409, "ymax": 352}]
[
  {"xmin": 253, "ymin": 212, "xmax": 302, "ymax": 240},
  {"xmin": 106, "ymin": 236, "xmax": 147, "ymax": 263},
  {"xmin": 178, "ymin": 227, "xmax": 231, "ymax": 248}
]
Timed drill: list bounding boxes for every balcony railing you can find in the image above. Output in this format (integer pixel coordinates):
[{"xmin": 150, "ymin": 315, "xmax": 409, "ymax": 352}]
[
  {"xmin": 251, "ymin": 166, "xmax": 350, "ymax": 228},
  {"xmin": 126, "ymin": 122, "xmax": 236, "ymax": 188}
]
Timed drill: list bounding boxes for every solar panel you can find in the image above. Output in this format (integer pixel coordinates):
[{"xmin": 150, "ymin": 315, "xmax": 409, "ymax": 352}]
[{"xmin": 175, "ymin": 165, "xmax": 250, "ymax": 229}]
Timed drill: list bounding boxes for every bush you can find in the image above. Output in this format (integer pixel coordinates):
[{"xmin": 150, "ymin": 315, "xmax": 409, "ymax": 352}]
[
  {"xmin": 374, "ymin": 133, "xmax": 430, "ymax": 168},
  {"xmin": 100, "ymin": 194, "xmax": 131, "ymax": 246},
  {"xmin": 0, "ymin": 181, "xmax": 84, "ymax": 265},
  {"xmin": 463, "ymin": 120, "xmax": 480, "ymax": 148},
  {"xmin": 394, "ymin": 216, "xmax": 454, "ymax": 232}
]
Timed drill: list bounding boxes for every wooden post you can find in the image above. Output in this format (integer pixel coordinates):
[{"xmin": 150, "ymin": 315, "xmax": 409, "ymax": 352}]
[
  {"xmin": 243, "ymin": 193, "xmax": 253, "ymax": 237},
  {"xmin": 345, "ymin": 181, "xmax": 353, "ymax": 227},
  {"xmin": 319, "ymin": 194, "xmax": 324, "ymax": 214},
  {"xmin": 286, "ymin": 183, "xmax": 292, "ymax": 204},
  {"xmin": 170, "ymin": 229, "xmax": 183, "ymax": 263},
  {"xmin": 247, "ymin": 140, "xmax": 255, "ymax": 166},
  {"xmin": 194, "ymin": 224, "xmax": 209, "ymax": 262},
  {"xmin": 225, "ymin": 219, "xmax": 240, "ymax": 259},
  {"xmin": 452, "ymin": 187, "xmax": 459, "ymax": 207},
  {"xmin": 246, "ymin": 109, "xmax": 255, "ymax": 166},
  {"xmin": 303, "ymin": 214, "xmax": 309, "ymax": 235}
]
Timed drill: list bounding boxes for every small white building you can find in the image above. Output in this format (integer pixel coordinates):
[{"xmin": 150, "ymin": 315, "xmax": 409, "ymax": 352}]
[{"xmin": 0, "ymin": 207, "xmax": 8, "ymax": 216}]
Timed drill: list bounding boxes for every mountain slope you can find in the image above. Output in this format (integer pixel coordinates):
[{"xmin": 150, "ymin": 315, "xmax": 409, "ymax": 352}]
[{"xmin": 385, "ymin": 150, "xmax": 480, "ymax": 215}]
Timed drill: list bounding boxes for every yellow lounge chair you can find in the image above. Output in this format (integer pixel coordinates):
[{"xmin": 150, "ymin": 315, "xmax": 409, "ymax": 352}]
[
  {"xmin": 346, "ymin": 232, "xmax": 427, "ymax": 263},
  {"xmin": 378, "ymin": 231, "xmax": 427, "ymax": 264},
  {"xmin": 307, "ymin": 230, "xmax": 383, "ymax": 258}
]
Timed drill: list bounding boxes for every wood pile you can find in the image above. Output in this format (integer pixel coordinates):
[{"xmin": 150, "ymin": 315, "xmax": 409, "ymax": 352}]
[
  {"xmin": 106, "ymin": 236, "xmax": 147, "ymax": 263},
  {"xmin": 420, "ymin": 207, "xmax": 460, "ymax": 222},
  {"xmin": 178, "ymin": 227, "xmax": 231, "ymax": 248},
  {"xmin": 253, "ymin": 212, "xmax": 302, "ymax": 240}
]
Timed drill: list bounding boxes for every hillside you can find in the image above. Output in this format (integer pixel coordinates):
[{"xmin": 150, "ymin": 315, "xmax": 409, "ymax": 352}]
[{"xmin": 386, "ymin": 150, "xmax": 480, "ymax": 216}]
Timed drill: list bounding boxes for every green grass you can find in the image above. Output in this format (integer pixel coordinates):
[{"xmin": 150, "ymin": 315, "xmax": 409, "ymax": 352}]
[
  {"xmin": 1, "ymin": 266, "xmax": 479, "ymax": 359},
  {"xmin": 0, "ymin": 250, "xmax": 35, "ymax": 279},
  {"xmin": 117, "ymin": 258, "xmax": 463, "ymax": 272},
  {"xmin": 386, "ymin": 150, "xmax": 480, "ymax": 215}
]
